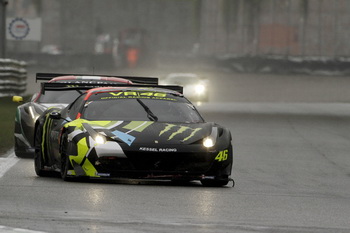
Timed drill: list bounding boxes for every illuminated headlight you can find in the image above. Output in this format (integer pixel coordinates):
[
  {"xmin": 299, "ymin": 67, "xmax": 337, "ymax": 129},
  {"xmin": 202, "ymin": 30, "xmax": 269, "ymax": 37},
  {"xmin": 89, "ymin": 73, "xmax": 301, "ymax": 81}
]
[
  {"xmin": 94, "ymin": 135, "xmax": 106, "ymax": 145},
  {"xmin": 203, "ymin": 137, "xmax": 214, "ymax": 148},
  {"xmin": 195, "ymin": 84, "xmax": 206, "ymax": 95}
]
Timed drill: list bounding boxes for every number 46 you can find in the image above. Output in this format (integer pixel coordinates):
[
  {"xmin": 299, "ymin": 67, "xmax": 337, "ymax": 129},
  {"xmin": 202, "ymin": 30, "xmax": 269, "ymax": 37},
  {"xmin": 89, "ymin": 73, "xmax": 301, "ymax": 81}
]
[{"xmin": 215, "ymin": 149, "xmax": 228, "ymax": 162}]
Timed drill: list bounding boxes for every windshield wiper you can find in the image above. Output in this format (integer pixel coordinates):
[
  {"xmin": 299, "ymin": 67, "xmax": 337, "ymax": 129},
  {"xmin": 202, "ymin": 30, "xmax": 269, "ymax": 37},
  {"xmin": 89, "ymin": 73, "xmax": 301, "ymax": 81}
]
[{"xmin": 136, "ymin": 99, "xmax": 158, "ymax": 121}]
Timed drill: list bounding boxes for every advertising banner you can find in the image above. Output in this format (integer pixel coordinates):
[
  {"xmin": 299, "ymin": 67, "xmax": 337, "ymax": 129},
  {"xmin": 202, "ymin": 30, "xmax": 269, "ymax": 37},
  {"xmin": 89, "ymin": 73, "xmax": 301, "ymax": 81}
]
[{"xmin": 6, "ymin": 17, "xmax": 41, "ymax": 41}]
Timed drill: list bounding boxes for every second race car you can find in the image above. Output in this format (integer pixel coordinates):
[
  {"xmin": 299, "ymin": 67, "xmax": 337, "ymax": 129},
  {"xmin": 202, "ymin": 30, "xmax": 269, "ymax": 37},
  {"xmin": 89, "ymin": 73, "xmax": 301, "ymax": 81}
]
[
  {"xmin": 161, "ymin": 73, "xmax": 209, "ymax": 102},
  {"xmin": 13, "ymin": 73, "xmax": 157, "ymax": 158}
]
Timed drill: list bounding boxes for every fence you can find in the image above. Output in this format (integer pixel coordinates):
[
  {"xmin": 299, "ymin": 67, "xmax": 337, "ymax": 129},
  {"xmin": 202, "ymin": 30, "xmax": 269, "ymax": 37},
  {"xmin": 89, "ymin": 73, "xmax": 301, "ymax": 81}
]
[{"xmin": 0, "ymin": 59, "xmax": 27, "ymax": 97}]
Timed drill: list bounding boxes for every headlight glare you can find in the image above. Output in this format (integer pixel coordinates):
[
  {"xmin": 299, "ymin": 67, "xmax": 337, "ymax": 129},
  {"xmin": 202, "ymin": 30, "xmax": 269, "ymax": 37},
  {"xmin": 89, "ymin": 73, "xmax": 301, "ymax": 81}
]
[
  {"xmin": 195, "ymin": 84, "xmax": 205, "ymax": 94},
  {"xmin": 203, "ymin": 137, "xmax": 214, "ymax": 148},
  {"xmin": 95, "ymin": 135, "xmax": 106, "ymax": 144}
]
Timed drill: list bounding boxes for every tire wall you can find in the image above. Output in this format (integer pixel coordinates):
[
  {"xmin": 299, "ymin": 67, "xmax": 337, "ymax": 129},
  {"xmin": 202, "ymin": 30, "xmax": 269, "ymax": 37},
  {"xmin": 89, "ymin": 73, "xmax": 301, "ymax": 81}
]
[{"xmin": 0, "ymin": 59, "xmax": 27, "ymax": 97}]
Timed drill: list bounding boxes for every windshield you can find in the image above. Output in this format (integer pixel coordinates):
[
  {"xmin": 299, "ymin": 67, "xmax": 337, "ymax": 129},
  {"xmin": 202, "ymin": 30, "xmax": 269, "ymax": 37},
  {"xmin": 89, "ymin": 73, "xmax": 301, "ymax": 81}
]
[
  {"xmin": 37, "ymin": 90, "xmax": 82, "ymax": 104},
  {"xmin": 82, "ymin": 98, "xmax": 203, "ymax": 123}
]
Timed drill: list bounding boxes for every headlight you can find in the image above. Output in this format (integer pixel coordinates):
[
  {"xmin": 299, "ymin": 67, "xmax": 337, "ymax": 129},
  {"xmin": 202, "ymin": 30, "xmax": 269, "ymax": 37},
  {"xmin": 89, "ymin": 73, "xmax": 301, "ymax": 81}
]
[
  {"xmin": 203, "ymin": 137, "xmax": 214, "ymax": 148},
  {"xmin": 94, "ymin": 135, "xmax": 106, "ymax": 145},
  {"xmin": 83, "ymin": 123, "xmax": 107, "ymax": 145},
  {"xmin": 195, "ymin": 84, "xmax": 206, "ymax": 95}
]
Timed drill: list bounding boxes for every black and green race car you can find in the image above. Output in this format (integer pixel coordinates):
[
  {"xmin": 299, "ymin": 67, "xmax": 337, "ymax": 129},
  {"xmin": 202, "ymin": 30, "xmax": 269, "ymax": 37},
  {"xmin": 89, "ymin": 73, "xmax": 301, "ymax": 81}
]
[{"xmin": 34, "ymin": 85, "xmax": 234, "ymax": 187}]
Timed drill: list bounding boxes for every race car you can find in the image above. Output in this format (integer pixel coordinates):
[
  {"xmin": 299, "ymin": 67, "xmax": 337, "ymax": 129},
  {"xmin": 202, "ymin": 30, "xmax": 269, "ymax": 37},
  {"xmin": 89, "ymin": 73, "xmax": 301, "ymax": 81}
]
[
  {"xmin": 161, "ymin": 73, "xmax": 209, "ymax": 102},
  {"xmin": 34, "ymin": 85, "xmax": 233, "ymax": 187},
  {"xmin": 13, "ymin": 73, "xmax": 158, "ymax": 158}
]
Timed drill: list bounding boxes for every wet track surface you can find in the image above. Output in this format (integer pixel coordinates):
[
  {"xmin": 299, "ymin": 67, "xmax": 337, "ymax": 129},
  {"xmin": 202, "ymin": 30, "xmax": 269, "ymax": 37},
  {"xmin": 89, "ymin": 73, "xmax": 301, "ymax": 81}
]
[{"xmin": 1, "ymin": 69, "xmax": 350, "ymax": 232}]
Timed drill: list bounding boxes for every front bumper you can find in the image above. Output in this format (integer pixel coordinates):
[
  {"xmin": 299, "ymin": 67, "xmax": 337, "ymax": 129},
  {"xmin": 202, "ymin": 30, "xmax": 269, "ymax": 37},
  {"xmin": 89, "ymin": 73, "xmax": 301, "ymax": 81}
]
[{"xmin": 67, "ymin": 147, "xmax": 233, "ymax": 181}]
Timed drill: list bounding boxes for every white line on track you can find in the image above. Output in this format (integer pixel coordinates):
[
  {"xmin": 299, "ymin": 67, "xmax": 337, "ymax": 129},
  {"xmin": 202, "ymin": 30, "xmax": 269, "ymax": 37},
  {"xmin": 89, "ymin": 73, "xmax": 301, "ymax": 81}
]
[
  {"xmin": 0, "ymin": 225, "xmax": 46, "ymax": 233},
  {"xmin": 0, "ymin": 153, "xmax": 46, "ymax": 232},
  {"xmin": 0, "ymin": 152, "xmax": 19, "ymax": 178},
  {"xmin": 0, "ymin": 154, "xmax": 44, "ymax": 232}
]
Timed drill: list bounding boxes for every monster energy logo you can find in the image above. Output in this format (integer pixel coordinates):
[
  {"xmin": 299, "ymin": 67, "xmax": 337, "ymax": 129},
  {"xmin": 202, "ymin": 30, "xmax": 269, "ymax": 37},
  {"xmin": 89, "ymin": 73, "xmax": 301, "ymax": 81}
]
[{"xmin": 159, "ymin": 124, "xmax": 201, "ymax": 141}]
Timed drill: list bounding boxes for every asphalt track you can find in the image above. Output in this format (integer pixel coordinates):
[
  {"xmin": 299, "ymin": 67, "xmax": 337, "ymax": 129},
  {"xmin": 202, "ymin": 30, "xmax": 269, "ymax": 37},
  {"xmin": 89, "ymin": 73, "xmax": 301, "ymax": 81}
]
[{"xmin": 1, "ymin": 68, "xmax": 350, "ymax": 232}]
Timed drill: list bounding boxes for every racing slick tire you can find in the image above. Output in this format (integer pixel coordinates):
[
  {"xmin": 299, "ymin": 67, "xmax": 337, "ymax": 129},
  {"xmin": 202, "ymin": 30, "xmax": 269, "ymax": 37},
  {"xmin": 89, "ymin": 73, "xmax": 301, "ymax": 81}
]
[
  {"xmin": 60, "ymin": 134, "xmax": 73, "ymax": 181},
  {"xmin": 14, "ymin": 141, "xmax": 34, "ymax": 158},
  {"xmin": 34, "ymin": 126, "xmax": 54, "ymax": 177},
  {"xmin": 14, "ymin": 149, "xmax": 33, "ymax": 158},
  {"xmin": 14, "ymin": 121, "xmax": 34, "ymax": 158}
]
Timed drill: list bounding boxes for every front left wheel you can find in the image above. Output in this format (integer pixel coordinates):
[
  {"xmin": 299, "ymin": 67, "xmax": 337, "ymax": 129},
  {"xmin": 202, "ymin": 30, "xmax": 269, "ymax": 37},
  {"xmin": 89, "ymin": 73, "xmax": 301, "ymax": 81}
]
[
  {"xmin": 60, "ymin": 134, "xmax": 72, "ymax": 181},
  {"xmin": 34, "ymin": 126, "xmax": 54, "ymax": 177}
]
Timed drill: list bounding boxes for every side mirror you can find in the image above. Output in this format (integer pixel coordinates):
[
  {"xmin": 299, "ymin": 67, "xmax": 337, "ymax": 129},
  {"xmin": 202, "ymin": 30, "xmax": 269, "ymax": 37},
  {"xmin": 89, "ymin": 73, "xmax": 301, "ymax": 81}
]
[
  {"xmin": 49, "ymin": 112, "xmax": 71, "ymax": 122},
  {"xmin": 13, "ymin": 96, "xmax": 23, "ymax": 103},
  {"xmin": 49, "ymin": 112, "xmax": 61, "ymax": 119}
]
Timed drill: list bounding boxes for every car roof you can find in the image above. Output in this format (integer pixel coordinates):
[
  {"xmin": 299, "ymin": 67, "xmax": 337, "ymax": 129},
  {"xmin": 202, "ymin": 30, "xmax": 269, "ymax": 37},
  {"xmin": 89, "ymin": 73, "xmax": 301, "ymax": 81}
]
[{"xmin": 49, "ymin": 75, "xmax": 133, "ymax": 84}]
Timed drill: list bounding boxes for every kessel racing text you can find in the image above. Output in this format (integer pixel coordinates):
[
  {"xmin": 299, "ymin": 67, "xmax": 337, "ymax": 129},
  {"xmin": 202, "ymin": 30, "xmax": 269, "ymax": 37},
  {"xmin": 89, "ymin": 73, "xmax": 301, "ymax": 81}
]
[{"xmin": 139, "ymin": 147, "xmax": 177, "ymax": 152}]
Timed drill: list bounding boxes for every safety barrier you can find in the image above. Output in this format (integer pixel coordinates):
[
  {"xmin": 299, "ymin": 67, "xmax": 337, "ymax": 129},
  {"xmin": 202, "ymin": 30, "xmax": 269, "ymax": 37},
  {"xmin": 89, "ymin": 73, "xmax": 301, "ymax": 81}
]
[{"xmin": 0, "ymin": 59, "xmax": 27, "ymax": 97}]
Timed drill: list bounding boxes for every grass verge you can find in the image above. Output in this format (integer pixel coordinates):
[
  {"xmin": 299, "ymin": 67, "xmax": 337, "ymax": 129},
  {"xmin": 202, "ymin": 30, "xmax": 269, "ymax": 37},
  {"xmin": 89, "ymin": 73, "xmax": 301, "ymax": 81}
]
[{"xmin": 0, "ymin": 96, "xmax": 18, "ymax": 155}]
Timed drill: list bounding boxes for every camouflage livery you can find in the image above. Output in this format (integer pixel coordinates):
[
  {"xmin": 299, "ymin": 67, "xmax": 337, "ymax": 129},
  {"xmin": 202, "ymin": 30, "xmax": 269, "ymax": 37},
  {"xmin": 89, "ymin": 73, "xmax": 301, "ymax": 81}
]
[{"xmin": 34, "ymin": 86, "xmax": 233, "ymax": 187}]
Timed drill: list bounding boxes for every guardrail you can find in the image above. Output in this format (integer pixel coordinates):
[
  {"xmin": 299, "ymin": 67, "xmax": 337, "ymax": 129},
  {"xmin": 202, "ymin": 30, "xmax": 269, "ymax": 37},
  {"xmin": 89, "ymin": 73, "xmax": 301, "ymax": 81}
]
[{"xmin": 0, "ymin": 59, "xmax": 27, "ymax": 97}]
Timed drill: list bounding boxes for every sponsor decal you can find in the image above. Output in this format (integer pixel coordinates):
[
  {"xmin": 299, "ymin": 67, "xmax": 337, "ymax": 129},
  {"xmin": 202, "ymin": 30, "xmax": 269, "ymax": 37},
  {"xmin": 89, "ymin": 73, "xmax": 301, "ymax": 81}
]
[
  {"xmin": 64, "ymin": 81, "xmax": 116, "ymax": 84},
  {"xmin": 100, "ymin": 91, "xmax": 177, "ymax": 101},
  {"xmin": 139, "ymin": 147, "xmax": 177, "ymax": 152},
  {"xmin": 109, "ymin": 91, "xmax": 167, "ymax": 97},
  {"xmin": 159, "ymin": 124, "xmax": 202, "ymax": 141}
]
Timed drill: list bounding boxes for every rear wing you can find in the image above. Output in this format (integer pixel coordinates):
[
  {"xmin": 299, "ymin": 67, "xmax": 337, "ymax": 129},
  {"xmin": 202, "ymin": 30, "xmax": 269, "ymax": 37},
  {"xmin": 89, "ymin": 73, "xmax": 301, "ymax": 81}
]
[
  {"xmin": 41, "ymin": 82, "xmax": 183, "ymax": 94},
  {"xmin": 36, "ymin": 73, "xmax": 159, "ymax": 85}
]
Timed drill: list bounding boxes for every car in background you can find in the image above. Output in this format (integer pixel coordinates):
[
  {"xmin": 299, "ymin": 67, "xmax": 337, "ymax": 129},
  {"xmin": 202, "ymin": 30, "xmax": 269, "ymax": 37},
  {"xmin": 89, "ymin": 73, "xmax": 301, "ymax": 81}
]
[
  {"xmin": 161, "ymin": 73, "xmax": 209, "ymax": 102},
  {"xmin": 12, "ymin": 73, "xmax": 158, "ymax": 158},
  {"xmin": 34, "ymin": 86, "xmax": 233, "ymax": 187}
]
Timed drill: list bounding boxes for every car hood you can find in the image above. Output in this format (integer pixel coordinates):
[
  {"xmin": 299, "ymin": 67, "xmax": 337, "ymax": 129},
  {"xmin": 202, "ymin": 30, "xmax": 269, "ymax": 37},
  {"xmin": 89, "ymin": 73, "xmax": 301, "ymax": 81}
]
[
  {"xmin": 81, "ymin": 120, "xmax": 215, "ymax": 146},
  {"xmin": 40, "ymin": 103, "xmax": 69, "ymax": 109}
]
